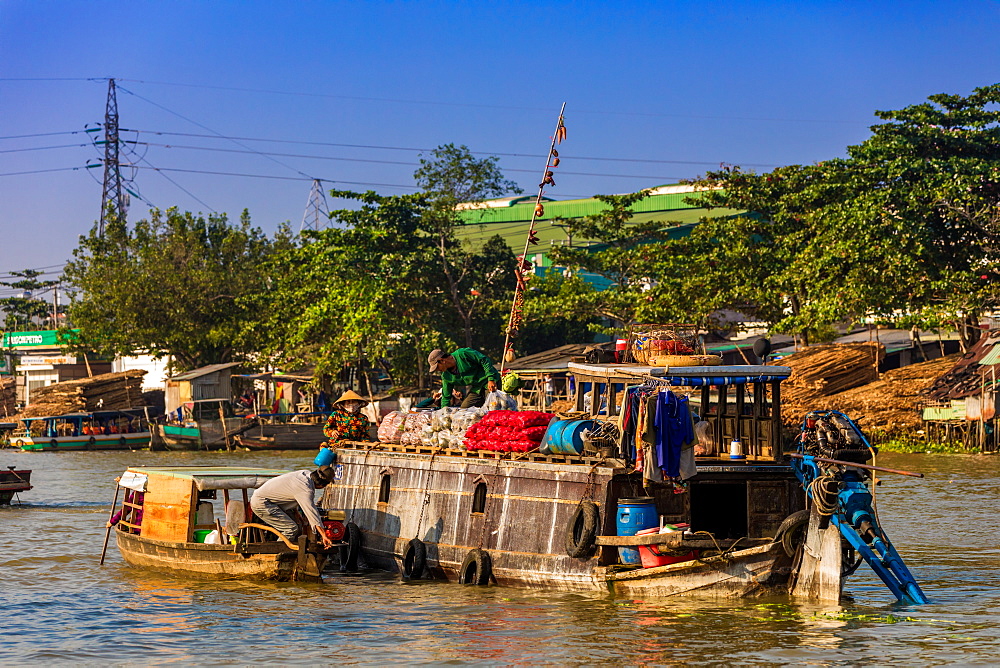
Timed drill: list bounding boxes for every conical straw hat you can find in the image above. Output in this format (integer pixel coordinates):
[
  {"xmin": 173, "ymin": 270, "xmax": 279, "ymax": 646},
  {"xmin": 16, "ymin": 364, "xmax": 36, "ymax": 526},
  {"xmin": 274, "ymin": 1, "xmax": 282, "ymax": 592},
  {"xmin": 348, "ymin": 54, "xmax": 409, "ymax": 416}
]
[{"xmin": 333, "ymin": 390, "xmax": 368, "ymax": 407}]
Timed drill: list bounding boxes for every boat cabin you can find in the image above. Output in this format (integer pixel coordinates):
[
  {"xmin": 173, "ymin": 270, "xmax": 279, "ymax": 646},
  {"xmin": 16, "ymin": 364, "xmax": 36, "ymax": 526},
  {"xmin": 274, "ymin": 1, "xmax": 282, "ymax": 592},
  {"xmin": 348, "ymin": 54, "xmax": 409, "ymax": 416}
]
[
  {"xmin": 568, "ymin": 362, "xmax": 804, "ymax": 541},
  {"xmin": 19, "ymin": 409, "xmax": 147, "ymax": 439},
  {"xmin": 115, "ymin": 466, "xmax": 288, "ymax": 542}
]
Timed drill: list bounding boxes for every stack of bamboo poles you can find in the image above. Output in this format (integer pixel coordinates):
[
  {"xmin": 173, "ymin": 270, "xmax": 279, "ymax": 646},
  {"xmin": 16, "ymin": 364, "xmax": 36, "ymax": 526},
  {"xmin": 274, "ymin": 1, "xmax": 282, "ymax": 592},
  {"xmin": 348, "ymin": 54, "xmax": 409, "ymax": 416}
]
[
  {"xmin": 790, "ymin": 354, "xmax": 959, "ymax": 435},
  {"xmin": 780, "ymin": 342, "xmax": 884, "ymax": 409},
  {"xmin": 0, "ymin": 377, "xmax": 15, "ymax": 418},
  {"xmin": 18, "ymin": 370, "xmax": 147, "ymax": 419}
]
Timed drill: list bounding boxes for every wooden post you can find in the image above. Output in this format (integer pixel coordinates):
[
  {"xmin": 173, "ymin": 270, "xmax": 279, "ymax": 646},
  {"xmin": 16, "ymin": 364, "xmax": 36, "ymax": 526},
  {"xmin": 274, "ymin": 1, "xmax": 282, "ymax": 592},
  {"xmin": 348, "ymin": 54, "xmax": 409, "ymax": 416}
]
[{"xmin": 218, "ymin": 404, "xmax": 232, "ymax": 452}]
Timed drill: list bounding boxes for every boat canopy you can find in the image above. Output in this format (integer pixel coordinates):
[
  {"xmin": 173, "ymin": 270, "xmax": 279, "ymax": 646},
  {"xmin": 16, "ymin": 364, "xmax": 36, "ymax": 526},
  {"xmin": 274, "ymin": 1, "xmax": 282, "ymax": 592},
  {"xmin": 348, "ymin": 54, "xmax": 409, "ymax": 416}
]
[
  {"xmin": 124, "ymin": 466, "xmax": 289, "ymax": 491},
  {"xmin": 566, "ymin": 362, "xmax": 792, "ymax": 385},
  {"xmin": 22, "ymin": 409, "xmax": 147, "ymax": 422}
]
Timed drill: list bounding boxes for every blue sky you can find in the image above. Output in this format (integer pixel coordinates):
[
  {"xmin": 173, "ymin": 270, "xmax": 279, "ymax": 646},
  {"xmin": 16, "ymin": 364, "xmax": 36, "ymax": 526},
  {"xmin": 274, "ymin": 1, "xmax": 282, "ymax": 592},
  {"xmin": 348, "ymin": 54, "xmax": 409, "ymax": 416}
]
[{"xmin": 2, "ymin": 1, "xmax": 1000, "ymax": 280}]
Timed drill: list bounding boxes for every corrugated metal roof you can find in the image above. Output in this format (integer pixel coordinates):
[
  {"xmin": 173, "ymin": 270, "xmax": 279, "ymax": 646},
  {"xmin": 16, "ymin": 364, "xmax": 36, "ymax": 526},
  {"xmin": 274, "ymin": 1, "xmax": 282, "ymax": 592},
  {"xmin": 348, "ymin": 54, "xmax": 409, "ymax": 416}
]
[
  {"xmin": 505, "ymin": 343, "xmax": 606, "ymax": 372},
  {"xmin": 168, "ymin": 362, "xmax": 242, "ymax": 382},
  {"xmin": 457, "ymin": 187, "xmax": 713, "ymax": 226},
  {"xmin": 926, "ymin": 330, "xmax": 1000, "ymax": 400}
]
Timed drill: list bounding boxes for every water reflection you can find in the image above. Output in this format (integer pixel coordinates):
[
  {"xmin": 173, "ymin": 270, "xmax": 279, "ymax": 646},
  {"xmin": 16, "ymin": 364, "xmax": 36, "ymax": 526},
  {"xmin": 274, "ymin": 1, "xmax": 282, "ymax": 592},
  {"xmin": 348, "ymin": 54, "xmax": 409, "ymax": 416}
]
[{"xmin": 1, "ymin": 451, "xmax": 998, "ymax": 663}]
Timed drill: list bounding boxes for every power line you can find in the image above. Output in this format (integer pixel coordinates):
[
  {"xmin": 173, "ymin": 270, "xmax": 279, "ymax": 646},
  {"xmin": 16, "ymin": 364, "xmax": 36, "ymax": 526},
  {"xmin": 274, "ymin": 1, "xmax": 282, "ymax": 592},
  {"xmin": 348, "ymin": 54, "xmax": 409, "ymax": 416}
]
[
  {"xmin": 125, "ymin": 140, "xmax": 687, "ymax": 180},
  {"xmin": 0, "ymin": 143, "xmax": 90, "ymax": 154},
  {"xmin": 117, "ymin": 85, "xmax": 318, "ymax": 181},
  {"xmin": 0, "ymin": 130, "xmax": 88, "ymax": 141},
  {"xmin": 121, "ymin": 163, "xmax": 420, "ymax": 190},
  {"xmin": 0, "ymin": 166, "xmax": 86, "ymax": 177},
  {"xmin": 125, "ymin": 128, "xmax": 778, "ymax": 168},
  {"xmin": 113, "ymin": 77, "xmax": 861, "ymax": 125}
]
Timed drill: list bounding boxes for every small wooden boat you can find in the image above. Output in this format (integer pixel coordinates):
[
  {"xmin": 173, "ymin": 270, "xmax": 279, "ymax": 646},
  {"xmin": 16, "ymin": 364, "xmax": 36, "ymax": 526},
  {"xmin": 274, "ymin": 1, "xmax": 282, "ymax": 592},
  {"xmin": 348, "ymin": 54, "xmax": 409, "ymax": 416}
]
[
  {"xmin": 234, "ymin": 412, "xmax": 327, "ymax": 450},
  {"xmin": 109, "ymin": 466, "xmax": 341, "ymax": 581},
  {"xmin": 14, "ymin": 410, "xmax": 152, "ymax": 451},
  {"xmin": 0, "ymin": 466, "xmax": 32, "ymax": 504},
  {"xmin": 158, "ymin": 400, "xmax": 252, "ymax": 451}
]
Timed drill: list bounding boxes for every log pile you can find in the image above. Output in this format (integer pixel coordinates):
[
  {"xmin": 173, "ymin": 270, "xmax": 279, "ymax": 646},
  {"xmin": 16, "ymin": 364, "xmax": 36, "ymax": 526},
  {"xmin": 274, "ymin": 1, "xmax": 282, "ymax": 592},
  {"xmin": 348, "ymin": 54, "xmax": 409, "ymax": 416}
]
[
  {"xmin": 779, "ymin": 343, "xmax": 884, "ymax": 408},
  {"xmin": 782, "ymin": 353, "xmax": 959, "ymax": 436},
  {"xmin": 0, "ymin": 377, "xmax": 15, "ymax": 418},
  {"xmin": 18, "ymin": 370, "xmax": 148, "ymax": 419}
]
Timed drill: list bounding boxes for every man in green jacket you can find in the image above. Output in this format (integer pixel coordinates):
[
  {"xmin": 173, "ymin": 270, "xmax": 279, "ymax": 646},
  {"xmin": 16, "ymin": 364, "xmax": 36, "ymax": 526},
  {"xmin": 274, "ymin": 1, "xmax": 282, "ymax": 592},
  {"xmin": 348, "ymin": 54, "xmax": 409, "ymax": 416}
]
[{"xmin": 428, "ymin": 348, "xmax": 501, "ymax": 409}]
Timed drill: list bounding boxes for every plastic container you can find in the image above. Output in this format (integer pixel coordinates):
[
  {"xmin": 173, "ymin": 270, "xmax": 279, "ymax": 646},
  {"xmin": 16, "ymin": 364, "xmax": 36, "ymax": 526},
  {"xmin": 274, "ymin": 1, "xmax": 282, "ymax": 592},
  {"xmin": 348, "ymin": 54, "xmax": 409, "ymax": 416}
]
[
  {"xmin": 314, "ymin": 447, "xmax": 336, "ymax": 466},
  {"xmin": 543, "ymin": 419, "xmax": 594, "ymax": 455},
  {"xmin": 193, "ymin": 529, "xmax": 213, "ymax": 543},
  {"xmin": 615, "ymin": 497, "xmax": 658, "ymax": 564},
  {"xmin": 635, "ymin": 527, "xmax": 699, "ymax": 568},
  {"xmin": 729, "ymin": 438, "xmax": 745, "ymax": 460}
]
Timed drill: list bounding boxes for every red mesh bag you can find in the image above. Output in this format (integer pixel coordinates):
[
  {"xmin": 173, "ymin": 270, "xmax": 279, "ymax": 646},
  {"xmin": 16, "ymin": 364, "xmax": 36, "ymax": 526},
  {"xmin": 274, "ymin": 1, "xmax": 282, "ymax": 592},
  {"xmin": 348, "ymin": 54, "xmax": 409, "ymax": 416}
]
[{"xmin": 521, "ymin": 425, "xmax": 548, "ymax": 442}]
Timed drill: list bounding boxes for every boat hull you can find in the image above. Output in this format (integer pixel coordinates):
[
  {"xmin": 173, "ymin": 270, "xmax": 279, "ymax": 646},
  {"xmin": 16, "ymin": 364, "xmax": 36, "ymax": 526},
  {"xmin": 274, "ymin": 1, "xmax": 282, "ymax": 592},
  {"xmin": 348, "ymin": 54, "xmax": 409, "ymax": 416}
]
[
  {"xmin": 0, "ymin": 469, "xmax": 31, "ymax": 504},
  {"xmin": 323, "ymin": 445, "xmax": 802, "ymax": 598},
  {"xmin": 18, "ymin": 433, "xmax": 151, "ymax": 452},
  {"xmin": 115, "ymin": 530, "xmax": 325, "ymax": 581}
]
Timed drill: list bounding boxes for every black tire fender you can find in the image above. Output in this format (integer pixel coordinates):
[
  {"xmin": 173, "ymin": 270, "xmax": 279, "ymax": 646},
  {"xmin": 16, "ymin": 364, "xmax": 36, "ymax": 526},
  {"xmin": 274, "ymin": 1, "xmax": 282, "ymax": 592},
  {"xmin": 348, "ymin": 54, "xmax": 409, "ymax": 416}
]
[
  {"xmin": 14, "ymin": 439, "xmax": 24, "ymax": 449},
  {"xmin": 118, "ymin": 436, "xmax": 128, "ymax": 448},
  {"xmin": 49, "ymin": 439, "xmax": 59, "ymax": 449},
  {"xmin": 775, "ymin": 509, "xmax": 810, "ymax": 558},
  {"xmin": 459, "ymin": 548, "xmax": 492, "ymax": 585},
  {"xmin": 565, "ymin": 500, "xmax": 600, "ymax": 559},
  {"xmin": 88, "ymin": 436, "xmax": 97, "ymax": 450},
  {"xmin": 402, "ymin": 537, "xmax": 427, "ymax": 580},
  {"xmin": 340, "ymin": 521, "xmax": 362, "ymax": 572}
]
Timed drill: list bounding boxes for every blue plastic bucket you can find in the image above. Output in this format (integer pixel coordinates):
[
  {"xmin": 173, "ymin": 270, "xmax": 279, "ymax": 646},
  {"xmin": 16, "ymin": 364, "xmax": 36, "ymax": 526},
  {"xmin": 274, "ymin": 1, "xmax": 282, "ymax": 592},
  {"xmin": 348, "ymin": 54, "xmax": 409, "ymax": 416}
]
[
  {"xmin": 616, "ymin": 497, "xmax": 659, "ymax": 564},
  {"xmin": 545, "ymin": 419, "xmax": 594, "ymax": 455},
  {"xmin": 314, "ymin": 447, "xmax": 336, "ymax": 467}
]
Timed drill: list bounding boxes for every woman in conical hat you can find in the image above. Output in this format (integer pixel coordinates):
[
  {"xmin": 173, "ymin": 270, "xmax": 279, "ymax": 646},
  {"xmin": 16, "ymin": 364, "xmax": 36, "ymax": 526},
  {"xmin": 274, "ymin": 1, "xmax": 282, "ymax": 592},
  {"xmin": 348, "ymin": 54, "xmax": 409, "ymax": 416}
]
[{"xmin": 321, "ymin": 389, "xmax": 372, "ymax": 451}]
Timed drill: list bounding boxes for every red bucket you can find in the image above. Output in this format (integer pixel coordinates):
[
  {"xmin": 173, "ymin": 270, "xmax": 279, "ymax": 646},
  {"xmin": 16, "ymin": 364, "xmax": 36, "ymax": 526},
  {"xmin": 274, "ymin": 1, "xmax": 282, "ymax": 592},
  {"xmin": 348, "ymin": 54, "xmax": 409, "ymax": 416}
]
[{"xmin": 635, "ymin": 527, "xmax": 699, "ymax": 568}]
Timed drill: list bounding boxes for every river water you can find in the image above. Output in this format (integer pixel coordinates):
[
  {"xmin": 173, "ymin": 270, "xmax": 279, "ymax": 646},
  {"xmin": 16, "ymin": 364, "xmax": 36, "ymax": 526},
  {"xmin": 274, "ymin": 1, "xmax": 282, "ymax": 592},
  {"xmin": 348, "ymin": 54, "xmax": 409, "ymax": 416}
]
[{"xmin": 1, "ymin": 449, "xmax": 997, "ymax": 665}]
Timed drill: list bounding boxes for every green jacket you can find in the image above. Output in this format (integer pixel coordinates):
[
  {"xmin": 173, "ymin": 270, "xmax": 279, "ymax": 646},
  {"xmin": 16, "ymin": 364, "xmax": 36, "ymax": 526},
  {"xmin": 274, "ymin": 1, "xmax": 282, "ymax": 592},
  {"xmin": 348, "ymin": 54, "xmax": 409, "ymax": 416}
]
[{"xmin": 440, "ymin": 348, "xmax": 501, "ymax": 407}]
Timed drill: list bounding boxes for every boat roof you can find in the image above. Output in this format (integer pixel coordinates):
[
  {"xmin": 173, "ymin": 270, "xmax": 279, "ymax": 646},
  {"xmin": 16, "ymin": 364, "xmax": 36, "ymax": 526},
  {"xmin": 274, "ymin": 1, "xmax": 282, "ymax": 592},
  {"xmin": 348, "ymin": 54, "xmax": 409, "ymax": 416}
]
[
  {"xmin": 22, "ymin": 409, "xmax": 146, "ymax": 422},
  {"xmin": 128, "ymin": 466, "xmax": 288, "ymax": 479},
  {"xmin": 567, "ymin": 362, "xmax": 792, "ymax": 385},
  {"xmin": 124, "ymin": 466, "xmax": 290, "ymax": 491}
]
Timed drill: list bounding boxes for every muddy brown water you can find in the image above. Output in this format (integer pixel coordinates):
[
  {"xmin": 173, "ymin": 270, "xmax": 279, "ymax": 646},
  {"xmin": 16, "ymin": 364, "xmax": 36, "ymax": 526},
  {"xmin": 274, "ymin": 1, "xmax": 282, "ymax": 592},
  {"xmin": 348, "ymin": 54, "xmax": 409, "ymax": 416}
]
[{"xmin": 1, "ymin": 449, "xmax": 997, "ymax": 664}]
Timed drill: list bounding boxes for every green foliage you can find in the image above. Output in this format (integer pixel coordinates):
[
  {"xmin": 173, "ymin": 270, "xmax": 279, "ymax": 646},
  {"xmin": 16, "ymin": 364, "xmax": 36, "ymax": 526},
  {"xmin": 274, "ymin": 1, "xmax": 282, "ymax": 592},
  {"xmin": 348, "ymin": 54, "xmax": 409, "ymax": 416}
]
[
  {"xmin": 414, "ymin": 143, "xmax": 522, "ymax": 212},
  {"xmin": 250, "ymin": 188, "xmax": 515, "ymax": 386},
  {"xmin": 0, "ymin": 269, "xmax": 57, "ymax": 330},
  {"xmin": 64, "ymin": 208, "xmax": 287, "ymax": 371},
  {"xmin": 686, "ymin": 83, "xmax": 1000, "ymax": 345}
]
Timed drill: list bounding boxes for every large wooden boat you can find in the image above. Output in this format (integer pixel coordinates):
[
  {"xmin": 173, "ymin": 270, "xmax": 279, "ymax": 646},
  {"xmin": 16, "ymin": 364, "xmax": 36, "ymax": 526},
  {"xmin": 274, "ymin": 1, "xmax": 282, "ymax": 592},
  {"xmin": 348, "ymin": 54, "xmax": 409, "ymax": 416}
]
[
  {"xmin": 14, "ymin": 410, "xmax": 152, "ymax": 452},
  {"xmin": 322, "ymin": 363, "xmax": 810, "ymax": 598},
  {"xmin": 110, "ymin": 466, "xmax": 340, "ymax": 581}
]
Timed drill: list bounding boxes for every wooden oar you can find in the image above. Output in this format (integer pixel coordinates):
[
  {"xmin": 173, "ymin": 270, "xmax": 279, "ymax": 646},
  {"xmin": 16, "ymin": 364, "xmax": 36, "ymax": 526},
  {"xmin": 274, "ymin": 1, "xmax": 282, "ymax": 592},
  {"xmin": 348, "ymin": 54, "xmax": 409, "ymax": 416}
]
[
  {"xmin": 99, "ymin": 483, "xmax": 121, "ymax": 565},
  {"xmin": 788, "ymin": 453, "xmax": 924, "ymax": 478}
]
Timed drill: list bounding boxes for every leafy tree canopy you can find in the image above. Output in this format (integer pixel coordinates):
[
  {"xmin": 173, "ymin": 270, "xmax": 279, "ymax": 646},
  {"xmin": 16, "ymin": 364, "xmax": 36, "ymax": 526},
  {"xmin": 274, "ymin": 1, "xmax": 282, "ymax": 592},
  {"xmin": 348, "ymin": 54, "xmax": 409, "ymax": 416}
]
[{"xmin": 64, "ymin": 208, "xmax": 289, "ymax": 371}]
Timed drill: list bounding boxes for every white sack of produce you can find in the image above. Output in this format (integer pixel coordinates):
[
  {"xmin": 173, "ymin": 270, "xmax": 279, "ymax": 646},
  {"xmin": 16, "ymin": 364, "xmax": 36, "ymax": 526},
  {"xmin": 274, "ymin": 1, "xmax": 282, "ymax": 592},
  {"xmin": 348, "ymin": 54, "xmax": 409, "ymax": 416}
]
[
  {"xmin": 421, "ymin": 407, "xmax": 485, "ymax": 449},
  {"xmin": 483, "ymin": 390, "xmax": 518, "ymax": 412},
  {"xmin": 377, "ymin": 411, "xmax": 408, "ymax": 443}
]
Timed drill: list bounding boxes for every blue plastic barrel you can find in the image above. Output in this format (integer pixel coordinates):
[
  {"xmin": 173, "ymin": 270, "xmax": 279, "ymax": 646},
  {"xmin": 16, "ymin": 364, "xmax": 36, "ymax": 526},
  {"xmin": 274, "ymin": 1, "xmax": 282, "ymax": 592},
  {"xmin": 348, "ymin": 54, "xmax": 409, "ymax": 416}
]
[
  {"xmin": 616, "ymin": 497, "xmax": 659, "ymax": 564},
  {"xmin": 314, "ymin": 447, "xmax": 336, "ymax": 467},
  {"xmin": 545, "ymin": 419, "xmax": 594, "ymax": 455},
  {"xmin": 539, "ymin": 419, "xmax": 568, "ymax": 454}
]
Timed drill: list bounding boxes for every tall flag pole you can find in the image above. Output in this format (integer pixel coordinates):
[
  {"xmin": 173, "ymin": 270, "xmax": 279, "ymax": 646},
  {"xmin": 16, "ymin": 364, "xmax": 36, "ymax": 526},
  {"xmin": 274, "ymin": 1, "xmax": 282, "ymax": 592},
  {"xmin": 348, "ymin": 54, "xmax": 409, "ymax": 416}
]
[{"xmin": 500, "ymin": 103, "xmax": 567, "ymax": 374}]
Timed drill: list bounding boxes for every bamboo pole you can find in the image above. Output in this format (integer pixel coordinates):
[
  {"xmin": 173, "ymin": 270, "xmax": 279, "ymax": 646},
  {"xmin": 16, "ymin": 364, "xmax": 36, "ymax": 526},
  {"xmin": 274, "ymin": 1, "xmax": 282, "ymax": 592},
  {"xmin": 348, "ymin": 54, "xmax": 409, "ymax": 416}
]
[
  {"xmin": 500, "ymin": 103, "xmax": 567, "ymax": 375},
  {"xmin": 99, "ymin": 482, "xmax": 122, "ymax": 565}
]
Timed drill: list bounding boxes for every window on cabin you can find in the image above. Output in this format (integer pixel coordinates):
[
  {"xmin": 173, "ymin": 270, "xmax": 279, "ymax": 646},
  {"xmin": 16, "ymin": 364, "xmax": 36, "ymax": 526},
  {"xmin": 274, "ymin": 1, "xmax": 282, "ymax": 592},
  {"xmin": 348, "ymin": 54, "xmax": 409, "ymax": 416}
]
[
  {"xmin": 378, "ymin": 474, "xmax": 391, "ymax": 504},
  {"xmin": 471, "ymin": 482, "xmax": 487, "ymax": 514}
]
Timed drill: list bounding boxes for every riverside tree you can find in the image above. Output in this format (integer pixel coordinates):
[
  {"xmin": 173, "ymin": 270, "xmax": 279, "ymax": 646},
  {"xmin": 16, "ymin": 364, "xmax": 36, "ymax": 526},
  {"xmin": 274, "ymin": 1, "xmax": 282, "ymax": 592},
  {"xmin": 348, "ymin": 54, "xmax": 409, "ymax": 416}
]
[
  {"xmin": 689, "ymin": 84, "xmax": 1000, "ymax": 348},
  {"xmin": 64, "ymin": 208, "xmax": 288, "ymax": 371}
]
